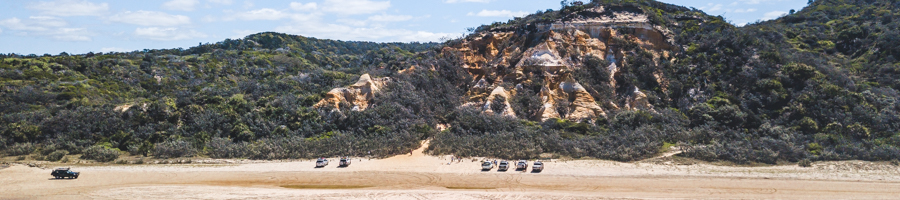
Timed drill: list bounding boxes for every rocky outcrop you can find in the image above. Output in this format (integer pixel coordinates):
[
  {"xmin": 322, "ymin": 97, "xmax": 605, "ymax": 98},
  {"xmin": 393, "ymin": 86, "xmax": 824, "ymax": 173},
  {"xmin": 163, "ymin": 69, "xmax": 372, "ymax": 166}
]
[
  {"xmin": 625, "ymin": 86, "xmax": 654, "ymax": 111},
  {"xmin": 564, "ymin": 78, "xmax": 608, "ymax": 120},
  {"xmin": 445, "ymin": 3, "xmax": 673, "ymax": 122},
  {"xmin": 314, "ymin": 74, "xmax": 390, "ymax": 111},
  {"xmin": 483, "ymin": 87, "xmax": 516, "ymax": 117},
  {"xmin": 537, "ymin": 74, "xmax": 607, "ymax": 122}
]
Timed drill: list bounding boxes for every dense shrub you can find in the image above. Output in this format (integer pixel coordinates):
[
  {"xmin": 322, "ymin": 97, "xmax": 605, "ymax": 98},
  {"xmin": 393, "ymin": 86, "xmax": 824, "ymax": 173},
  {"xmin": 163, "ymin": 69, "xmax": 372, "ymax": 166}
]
[
  {"xmin": 5, "ymin": 143, "xmax": 36, "ymax": 156},
  {"xmin": 153, "ymin": 140, "xmax": 197, "ymax": 159},
  {"xmin": 427, "ymin": 108, "xmax": 680, "ymax": 161},
  {"xmin": 46, "ymin": 150, "xmax": 69, "ymax": 162},
  {"xmin": 81, "ymin": 146, "xmax": 120, "ymax": 162},
  {"xmin": 798, "ymin": 159, "xmax": 812, "ymax": 167},
  {"xmin": 205, "ymin": 137, "xmax": 251, "ymax": 159}
]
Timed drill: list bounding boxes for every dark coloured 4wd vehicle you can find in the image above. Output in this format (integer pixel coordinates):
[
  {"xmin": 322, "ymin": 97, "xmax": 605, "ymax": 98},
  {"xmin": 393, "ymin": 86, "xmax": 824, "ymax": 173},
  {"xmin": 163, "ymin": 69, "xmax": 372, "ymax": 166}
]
[{"xmin": 51, "ymin": 167, "xmax": 79, "ymax": 179}]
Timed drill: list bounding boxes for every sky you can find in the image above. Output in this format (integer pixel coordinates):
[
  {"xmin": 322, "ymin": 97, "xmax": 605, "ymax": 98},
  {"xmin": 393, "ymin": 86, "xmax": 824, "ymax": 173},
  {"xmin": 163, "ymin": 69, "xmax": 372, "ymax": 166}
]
[{"xmin": 0, "ymin": 0, "xmax": 810, "ymax": 55}]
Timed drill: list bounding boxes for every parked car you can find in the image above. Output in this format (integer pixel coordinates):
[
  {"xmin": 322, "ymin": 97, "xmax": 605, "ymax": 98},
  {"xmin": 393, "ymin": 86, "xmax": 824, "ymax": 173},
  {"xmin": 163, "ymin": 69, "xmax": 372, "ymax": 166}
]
[
  {"xmin": 51, "ymin": 167, "xmax": 79, "ymax": 179},
  {"xmin": 498, "ymin": 160, "xmax": 509, "ymax": 171},
  {"xmin": 316, "ymin": 158, "xmax": 329, "ymax": 167},
  {"xmin": 532, "ymin": 161, "xmax": 544, "ymax": 172},
  {"xmin": 481, "ymin": 161, "xmax": 493, "ymax": 170},
  {"xmin": 339, "ymin": 157, "xmax": 351, "ymax": 167},
  {"xmin": 516, "ymin": 160, "xmax": 528, "ymax": 170}
]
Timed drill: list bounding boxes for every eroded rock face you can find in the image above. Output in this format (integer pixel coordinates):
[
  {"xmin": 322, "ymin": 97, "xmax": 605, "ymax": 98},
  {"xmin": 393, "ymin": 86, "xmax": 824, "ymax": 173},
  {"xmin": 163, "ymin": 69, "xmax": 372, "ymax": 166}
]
[
  {"xmin": 314, "ymin": 74, "xmax": 390, "ymax": 111},
  {"xmin": 536, "ymin": 73, "xmax": 608, "ymax": 122},
  {"xmin": 446, "ymin": 4, "xmax": 672, "ymax": 122},
  {"xmin": 565, "ymin": 78, "xmax": 608, "ymax": 120}
]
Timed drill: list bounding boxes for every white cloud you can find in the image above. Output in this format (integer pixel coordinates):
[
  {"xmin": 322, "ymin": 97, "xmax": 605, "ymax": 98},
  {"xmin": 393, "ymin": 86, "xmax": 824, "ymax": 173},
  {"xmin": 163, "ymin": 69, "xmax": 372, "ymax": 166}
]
[
  {"xmin": 28, "ymin": 16, "xmax": 68, "ymax": 27},
  {"xmin": 134, "ymin": 27, "xmax": 207, "ymax": 41},
  {"xmin": 208, "ymin": 0, "xmax": 233, "ymax": 5},
  {"xmin": 275, "ymin": 21, "xmax": 451, "ymax": 42},
  {"xmin": 0, "ymin": 17, "xmax": 67, "ymax": 32},
  {"xmin": 0, "ymin": 17, "xmax": 91, "ymax": 41},
  {"xmin": 367, "ymin": 14, "xmax": 412, "ymax": 22},
  {"xmin": 231, "ymin": 29, "xmax": 259, "ymax": 39},
  {"xmin": 290, "ymin": 2, "xmax": 318, "ymax": 11},
  {"xmin": 336, "ymin": 19, "xmax": 368, "ymax": 26},
  {"xmin": 398, "ymin": 31, "xmax": 454, "ymax": 42},
  {"xmin": 762, "ymin": 11, "xmax": 787, "ymax": 20},
  {"xmin": 322, "ymin": 0, "xmax": 390, "ymax": 15},
  {"xmin": 740, "ymin": 0, "xmax": 777, "ymax": 5},
  {"xmin": 0, "ymin": 28, "xmax": 3, "ymax": 34},
  {"xmin": 109, "ymin": 11, "xmax": 191, "ymax": 26},
  {"xmin": 444, "ymin": 0, "xmax": 492, "ymax": 3},
  {"xmin": 230, "ymin": 8, "xmax": 292, "ymax": 21},
  {"xmin": 201, "ymin": 15, "xmax": 218, "ymax": 22},
  {"xmin": 701, "ymin": 3, "xmax": 724, "ymax": 12},
  {"xmin": 28, "ymin": 0, "xmax": 109, "ymax": 16},
  {"xmin": 52, "ymin": 28, "xmax": 92, "ymax": 41},
  {"xmin": 1, "ymin": 17, "xmax": 53, "ymax": 31},
  {"xmin": 163, "ymin": 0, "xmax": 200, "ymax": 11},
  {"xmin": 734, "ymin": 8, "xmax": 757, "ymax": 13},
  {"xmin": 467, "ymin": 10, "xmax": 529, "ymax": 18}
]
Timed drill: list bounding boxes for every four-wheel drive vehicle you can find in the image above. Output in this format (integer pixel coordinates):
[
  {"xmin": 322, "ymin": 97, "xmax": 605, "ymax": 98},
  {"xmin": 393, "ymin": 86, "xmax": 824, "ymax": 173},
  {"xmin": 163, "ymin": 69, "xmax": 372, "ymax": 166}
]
[
  {"xmin": 498, "ymin": 160, "xmax": 509, "ymax": 171},
  {"xmin": 339, "ymin": 157, "xmax": 351, "ymax": 167},
  {"xmin": 516, "ymin": 160, "xmax": 528, "ymax": 170},
  {"xmin": 532, "ymin": 161, "xmax": 544, "ymax": 172},
  {"xmin": 481, "ymin": 161, "xmax": 493, "ymax": 170},
  {"xmin": 316, "ymin": 158, "xmax": 329, "ymax": 167},
  {"xmin": 51, "ymin": 168, "xmax": 79, "ymax": 179}
]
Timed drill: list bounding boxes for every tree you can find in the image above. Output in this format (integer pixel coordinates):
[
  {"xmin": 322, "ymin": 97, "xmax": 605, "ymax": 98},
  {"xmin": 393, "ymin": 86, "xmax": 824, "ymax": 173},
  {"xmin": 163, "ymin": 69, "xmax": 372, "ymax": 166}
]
[{"xmin": 490, "ymin": 95, "xmax": 507, "ymax": 115}]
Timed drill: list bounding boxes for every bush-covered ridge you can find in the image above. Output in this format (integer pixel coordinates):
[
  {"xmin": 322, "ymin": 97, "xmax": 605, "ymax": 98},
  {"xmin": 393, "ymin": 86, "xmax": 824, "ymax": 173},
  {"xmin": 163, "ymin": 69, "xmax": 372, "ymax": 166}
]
[
  {"xmin": 2, "ymin": 0, "xmax": 899, "ymax": 164},
  {"xmin": 431, "ymin": 0, "xmax": 900, "ymax": 163},
  {"xmin": 0, "ymin": 32, "xmax": 449, "ymax": 161}
]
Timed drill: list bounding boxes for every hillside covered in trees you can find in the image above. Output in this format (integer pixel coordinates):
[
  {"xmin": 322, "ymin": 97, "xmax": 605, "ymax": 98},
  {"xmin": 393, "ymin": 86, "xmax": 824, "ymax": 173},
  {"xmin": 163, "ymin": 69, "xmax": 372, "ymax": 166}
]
[{"xmin": 2, "ymin": 0, "xmax": 899, "ymax": 164}]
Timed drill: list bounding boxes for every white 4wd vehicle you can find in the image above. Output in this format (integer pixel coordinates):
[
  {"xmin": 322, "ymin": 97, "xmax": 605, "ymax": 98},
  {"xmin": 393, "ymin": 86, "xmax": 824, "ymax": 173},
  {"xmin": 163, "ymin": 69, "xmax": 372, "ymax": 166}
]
[
  {"xmin": 532, "ymin": 161, "xmax": 543, "ymax": 172},
  {"xmin": 481, "ymin": 161, "xmax": 493, "ymax": 170},
  {"xmin": 339, "ymin": 157, "xmax": 351, "ymax": 167},
  {"xmin": 316, "ymin": 158, "xmax": 329, "ymax": 167},
  {"xmin": 516, "ymin": 160, "xmax": 528, "ymax": 170},
  {"xmin": 498, "ymin": 160, "xmax": 509, "ymax": 171}
]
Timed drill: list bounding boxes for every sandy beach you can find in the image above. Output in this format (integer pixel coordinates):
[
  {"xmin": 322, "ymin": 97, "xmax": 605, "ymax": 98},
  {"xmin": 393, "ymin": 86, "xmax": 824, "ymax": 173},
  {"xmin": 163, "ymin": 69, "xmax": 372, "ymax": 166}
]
[{"xmin": 2, "ymin": 141, "xmax": 900, "ymax": 199}]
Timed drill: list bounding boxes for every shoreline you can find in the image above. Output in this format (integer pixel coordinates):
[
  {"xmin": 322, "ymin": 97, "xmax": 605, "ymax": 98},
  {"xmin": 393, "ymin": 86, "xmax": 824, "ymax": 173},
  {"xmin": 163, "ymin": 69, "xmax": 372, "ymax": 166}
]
[{"xmin": 3, "ymin": 142, "xmax": 900, "ymax": 199}]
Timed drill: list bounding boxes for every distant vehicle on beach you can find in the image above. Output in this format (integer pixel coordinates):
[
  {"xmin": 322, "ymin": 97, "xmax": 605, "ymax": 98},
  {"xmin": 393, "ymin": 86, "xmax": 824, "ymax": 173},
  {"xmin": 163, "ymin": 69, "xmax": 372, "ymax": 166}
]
[
  {"xmin": 339, "ymin": 157, "xmax": 351, "ymax": 167},
  {"xmin": 482, "ymin": 161, "xmax": 493, "ymax": 170},
  {"xmin": 516, "ymin": 160, "xmax": 528, "ymax": 170},
  {"xmin": 51, "ymin": 167, "xmax": 79, "ymax": 179},
  {"xmin": 316, "ymin": 158, "xmax": 329, "ymax": 167},
  {"xmin": 532, "ymin": 161, "xmax": 543, "ymax": 172}
]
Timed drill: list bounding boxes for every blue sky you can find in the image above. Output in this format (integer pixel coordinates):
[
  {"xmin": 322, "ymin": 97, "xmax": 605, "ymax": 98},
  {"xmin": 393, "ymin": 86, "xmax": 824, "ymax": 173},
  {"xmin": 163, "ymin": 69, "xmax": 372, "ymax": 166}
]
[{"xmin": 0, "ymin": 0, "xmax": 809, "ymax": 55}]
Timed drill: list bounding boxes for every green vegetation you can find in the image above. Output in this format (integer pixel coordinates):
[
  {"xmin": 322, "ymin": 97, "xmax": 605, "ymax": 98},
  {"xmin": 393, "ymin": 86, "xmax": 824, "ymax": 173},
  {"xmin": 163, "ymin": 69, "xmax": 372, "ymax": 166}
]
[{"xmin": 2, "ymin": 0, "xmax": 899, "ymax": 165}]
